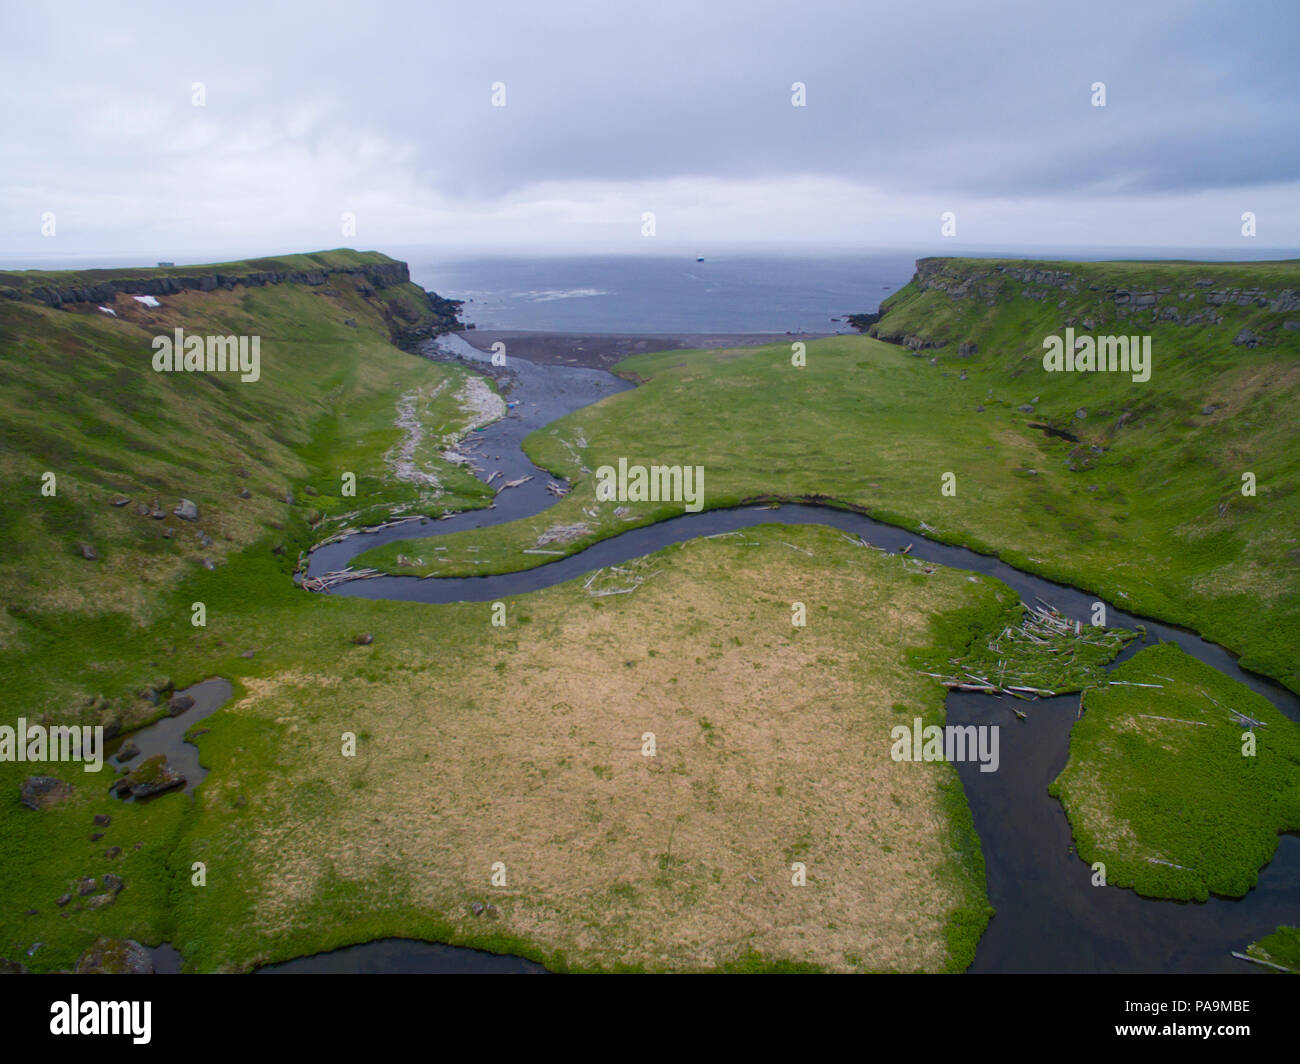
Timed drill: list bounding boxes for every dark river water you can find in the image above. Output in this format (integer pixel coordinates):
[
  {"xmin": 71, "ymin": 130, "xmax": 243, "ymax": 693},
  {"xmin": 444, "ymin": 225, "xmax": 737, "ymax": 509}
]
[{"xmin": 144, "ymin": 333, "xmax": 1297, "ymax": 974}]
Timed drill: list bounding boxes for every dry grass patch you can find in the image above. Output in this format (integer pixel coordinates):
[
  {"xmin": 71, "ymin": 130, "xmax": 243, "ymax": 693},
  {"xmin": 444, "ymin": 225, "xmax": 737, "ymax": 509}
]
[{"xmin": 186, "ymin": 524, "xmax": 991, "ymax": 972}]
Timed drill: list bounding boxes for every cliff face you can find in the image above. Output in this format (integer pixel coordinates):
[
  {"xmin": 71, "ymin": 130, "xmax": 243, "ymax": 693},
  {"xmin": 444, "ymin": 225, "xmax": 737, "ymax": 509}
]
[
  {"xmin": 0, "ymin": 260, "xmax": 413, "ymax": 309},
  {"xmin": 0, "ymin": 249, "xmax": 464, "ymax": 348},
  {"xmin": 869, "ymin": 256, "xmax": 1300, "ymax": 352}
]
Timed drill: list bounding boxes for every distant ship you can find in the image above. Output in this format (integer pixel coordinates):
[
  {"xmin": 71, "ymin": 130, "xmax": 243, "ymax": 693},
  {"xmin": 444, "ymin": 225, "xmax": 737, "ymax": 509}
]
[{"xmin": 696, "ymin": 254, "xmax": 705, "ymax": 262}]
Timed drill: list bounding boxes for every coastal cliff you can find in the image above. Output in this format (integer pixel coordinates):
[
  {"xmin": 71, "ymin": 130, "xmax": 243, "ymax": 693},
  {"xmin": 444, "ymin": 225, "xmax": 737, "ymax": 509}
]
[
  {"xmin": 0, "ymin": 249, "xmax": 464, "ymax": 349},
  {"xmin": 861, "ymin": 256, "xmax": 1300, "ymax": 353}
]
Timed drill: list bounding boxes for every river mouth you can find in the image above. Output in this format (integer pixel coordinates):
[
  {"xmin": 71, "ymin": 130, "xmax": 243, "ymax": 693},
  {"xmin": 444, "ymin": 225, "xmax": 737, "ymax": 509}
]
[{"xmin": 148, "ymin": 336, "xmax": 1299, "ymax": 973}]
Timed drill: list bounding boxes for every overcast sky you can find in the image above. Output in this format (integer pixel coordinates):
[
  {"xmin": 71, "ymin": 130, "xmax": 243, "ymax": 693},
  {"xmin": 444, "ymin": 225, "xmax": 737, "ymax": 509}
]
[{"xmin": 2, "ymin": 0, "xmax": 1298, "ymax": 262}]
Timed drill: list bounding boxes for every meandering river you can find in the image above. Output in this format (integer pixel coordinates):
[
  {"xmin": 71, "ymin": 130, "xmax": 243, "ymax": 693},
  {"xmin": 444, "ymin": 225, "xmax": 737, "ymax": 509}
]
[{"xmin": 154, "ymin": 333, "xmax": 1300, "ymax": 973}]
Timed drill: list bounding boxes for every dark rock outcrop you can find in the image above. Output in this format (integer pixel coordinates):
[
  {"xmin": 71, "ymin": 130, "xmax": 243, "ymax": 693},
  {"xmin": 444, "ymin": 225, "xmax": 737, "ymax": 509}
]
[{"xmin": 167, "ymin": 693, "xmax": 195, "ymax": 716}]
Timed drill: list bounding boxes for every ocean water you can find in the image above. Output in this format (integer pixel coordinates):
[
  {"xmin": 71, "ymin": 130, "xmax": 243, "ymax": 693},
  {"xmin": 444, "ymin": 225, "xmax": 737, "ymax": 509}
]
[
  {"xmin": 404, "ymin": 246, "xmax": 1300, "ymax": 334},
  {"xmin": 408, "ymin": 252, "xmax": 917, "ymax": 334}
]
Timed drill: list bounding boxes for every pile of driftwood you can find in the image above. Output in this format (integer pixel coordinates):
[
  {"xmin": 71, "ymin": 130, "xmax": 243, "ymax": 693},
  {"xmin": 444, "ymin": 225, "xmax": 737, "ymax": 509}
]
[
  {"xmin": 920, "ymin": 599, "xmax": 1130, "ymax": 706},
  {"xmin": 301, "ymin": 567, "xmax": 383, "ymax": 593}
]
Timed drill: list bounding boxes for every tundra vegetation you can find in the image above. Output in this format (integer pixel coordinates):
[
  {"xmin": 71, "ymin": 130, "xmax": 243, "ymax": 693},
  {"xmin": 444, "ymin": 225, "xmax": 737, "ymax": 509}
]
[{"xmin": 1, "ymin": 252, "xmax": 1296, "ymax": 971}]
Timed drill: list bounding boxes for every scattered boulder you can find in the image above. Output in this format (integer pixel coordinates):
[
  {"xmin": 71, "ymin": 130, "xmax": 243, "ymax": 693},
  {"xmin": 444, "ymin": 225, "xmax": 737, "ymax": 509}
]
[
  {"xmin": 1074, "ymin": 408, "xmax": 1087, "ymax": 420},
  {"xmin": 1202, "ymin": 404, "xmax": 1216, "ymax": 416},
  {"xmin": 56, "ymin": 894, "xmax": 71, "ymax": 907},
  {"xmin": 94, "ymin": 814, "xmax": 112, "ymax": 829},
  {"xmin": 75, "ymin": 937, "xmax": 153, "ymax": 974},
  {"xmin": 344, "ymin": 318, "xmax": 357, "ymax": 328},
  {"xmin": 239, "ymin": 649, "xmax": 255, "ymax": 659},
  {"xmin": 471, "ymin": 901, "xmax": 485, "ymax": 916},
  {"xmin": 85, "ymin": 893, "xmax": 116, "ymax": 910},
  {"xmin": 77, "ymin": 542, "xmax": 98, "ymax": 561},
  {"xmin": 135, "ymin": 503, "xmax": 150, "ymax": 517},
  {"xmin": 353, "ymin": 633, "xmax": 374, "ymax": 646},
  {"xmin": 89, "ymin": 832, "xmax": 104, "ymax": 842},
  {"xmin": 102, "ymin": 874, "xmax": 124, "ymax": 894},
  {"xmin": 20, "ymin": 776, "xmax": 72, "ymax": 811},
  {"xmin": 1233, "ymin": 328, "xmax": 1261, "ymax": 348},
  {"xmin": 104, "ymin": 846, "xmax": 122, "ymax": 860},
  {"xmin": 173, "ymin": 499, "xmax": 199, "ymax": 521},
  {"xmin": 957, "ymin": 341, "xmax": 978, "ymax": 357},
  {"xmin": 110, "ymin": 496, "xmax": 130, "ymax": 507},
  {"xmin": 975, "ymin": 405, "xmax": 985, "ymax": 413},
  {"xmin": 115, "ymin": 741, "xmax": 140, "ymax": 763},
  {"xmin": 302, "ymin": 485, "xmax": 319, "ymax": 497},
  {"xmin": 237, "ymin": 488, "xmax": 251, "ymax": 499},
  {"xmin": 76, "ymin": 877, "xmax": 97, "ymax": 896},
  {"xmin": 0, "ymin": 959, "xmax": 30, "ymax": 974},
  {"xmin": 1018, "ymin": 404, "xmax": 1035, "ymax": 414},
  {"xmin": 167, "ymin": 693, "xmax": 195, "ymax": 716}
]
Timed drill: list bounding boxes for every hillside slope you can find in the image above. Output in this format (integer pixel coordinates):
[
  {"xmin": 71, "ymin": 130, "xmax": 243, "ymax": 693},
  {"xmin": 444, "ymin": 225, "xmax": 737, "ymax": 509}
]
[
  {"xmin": 867, "ymin": 257, "xmax": 1300, "ymax": 687},
  {"xmin": 0, "ymin": 249, "xmax": 493, "ymax": 732}
]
